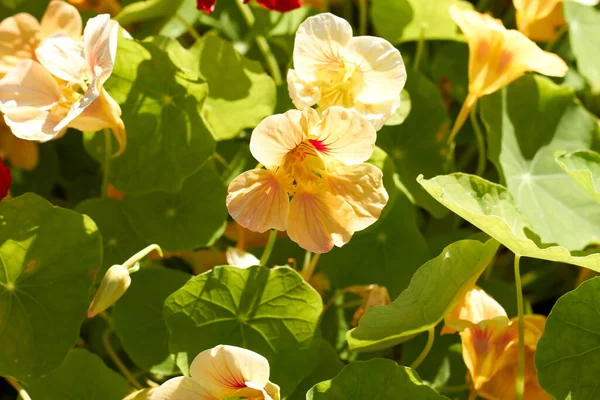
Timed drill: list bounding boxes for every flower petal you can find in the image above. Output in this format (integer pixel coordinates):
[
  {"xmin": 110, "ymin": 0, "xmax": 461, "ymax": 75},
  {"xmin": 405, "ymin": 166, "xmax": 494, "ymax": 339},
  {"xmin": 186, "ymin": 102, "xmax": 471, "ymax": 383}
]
[
  {"xmin": 287, "ymin": 185, "xmax": 354, "ymax": 253},
  {"xmin": 444, "ymin": 286, "xmax": 508, "ymax": 333},
  {"xmin": 287, "ymin": 69, "xmax": 321, "ymax": 109},
  {"xmin": 150, "ymin": 377, "xmax": 213, "ymax": 400},
  {"xmin": 354, "ymin": 95, "xmax": 400, "ymax": 131},
  {"xmin": 0, "ymin": 60, "xmax": 61, "ymax": 110},
  {"xmin": 227, "ymin": 169, "xmax": 291, "ymax": 233},
  {"xmin": 2, "ymin": 107, "xmax": 63, "ymax": 142},
  {"xmin": 325, "ymin": 163, "xmax": 388, "ymax": 232},
  {"xmin": 313, "ymin": 106, "xmax": 376, "ymax": 165},
  {"xmin": 292, "ymin": 13, "xmax": 352, "ymax": 82},
  {"xmin": 40, "ymin": 0, "xmax": 82, "ymax": 39},
  {"xmin": 250, "ymin": 108, "xmax": 318, "ymax": 167},
  {"xmin": 225, "ymin": 247, "xmax": 260, "ymax": 269},
  {"xmin": 84, "ymin": 14, "xmax": 118, "ymax": 86},
  {"xmin": 344, "ymin": 36, "xmax": 406, "ymax": 104},
  {"xmin": 189, "ymin": 345, "xmax": 272, "ymax": 399},
  {"xmin": 254, "ymin": 0, "xmax": 302, "ymax": 12},
  {"xmin": 35, "ymin": 34, "xmax": 85, "ymax": 83},
  {"xmin": 0, "ymin": 122, "xmax": 40, "ymax": 170},
  {"xmin": 0, "ymin": 13, "xmax": 40, "ymax": 76},
  {"xmin": 506, "ymin": 29, "xmax": 568, "ymax": 77}
]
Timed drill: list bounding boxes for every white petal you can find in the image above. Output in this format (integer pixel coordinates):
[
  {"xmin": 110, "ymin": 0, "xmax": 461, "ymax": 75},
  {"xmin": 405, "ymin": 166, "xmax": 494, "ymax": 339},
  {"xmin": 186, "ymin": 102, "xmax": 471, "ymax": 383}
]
[
  {"xmin": 83, "ymin": 14, "xmax": 118, "ymax": 86},
  {"xmin": 287, "ymin": 69, "xmax": 321, "ymax": 109},
  {"xmin": 225, "ymin": 247, "xmax": 260, "ymax": 269},
  {"xmin": 35, "ymin": 34, "xmax": 85, "ymax": 83},
  {"xmin": 150, "ymin": 377, "xmax": 213, "ymax": 400},
  {"xmin": 3, "ymin": 107, "xmax": 63, "ymax": 142},
  {"xmin": 354, "ymin": 95, "xmax": 401, "ymax": 131},
  {"xmin": 0, "ymin": 60, "xmax": 61, "ymax": 110},
  {"xmin": 53, "ymin": 77, "xmax": 101, "ymax": 133}
]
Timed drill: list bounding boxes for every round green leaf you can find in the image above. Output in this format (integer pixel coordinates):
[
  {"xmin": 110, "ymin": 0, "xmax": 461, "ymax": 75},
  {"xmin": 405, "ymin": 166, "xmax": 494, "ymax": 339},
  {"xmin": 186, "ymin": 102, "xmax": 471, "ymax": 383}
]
[
  {"xmin": 383, "ymin": 89, "xmax": 411, "ymax": 126},
  {"xmin": 418, "ymin": 173, "xmax": 600, "ymax": 270},
  {"xmin": 347, "ymin": 238, "xmax": 499, "ymax": 352},
  {"xmin": 24, "ymin": 349, "xmax": 131, "ymax": 400},
  {"xmin": 122, "ymin": 163, "xmax": 227, "ymax": 252},
  {"xmin": 536, "ymin": 276, "xmax": 600, "ymax": 400},
  {"xmin": 556, "ymin": 149, "xmax": 600, "ymax": 203},
  {"xmin": 565, "ymin": 0, "xmax": 600, "ymax": 94},
  {"xmin": 164, "ymin": 265, "xmax": 323, "ymax": 395},
  {"xmin": 112, "ymin": 265, "xmax": 190, "ymax": 374},
  {"xmin": 307, "ymin": 358, "xmax": 448, "ymax": 399},
  {"xmin": 0, "ymin": 194, "xmax": 102, "ymax": 381}
]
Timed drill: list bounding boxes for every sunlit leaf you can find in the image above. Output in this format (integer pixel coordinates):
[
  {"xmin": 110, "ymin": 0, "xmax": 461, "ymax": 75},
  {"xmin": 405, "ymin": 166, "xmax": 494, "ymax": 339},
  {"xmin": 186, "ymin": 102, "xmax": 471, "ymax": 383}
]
[
  {"xmin": 383, "ymin": 89, "xmax": 411, "ymax": 126},
  {"xmin": 115, "ymin": 0, "xmax": 199, "ymax": 39},
  {"xmin": 347, "ymin": 238, "xmax": 499, "ymax": 352},
  {"xmin": 0, "ymin": 194, "xmax": 101, "ymax": 381},
  {"xmin": 565, "ymin": 0, "xmax": 600, "ymax": 94},
  {"xmin": 418, "ymin": 173, "xmax": 600, "ymax": 270},
  {"xmin": 556, "ymin": 149, "xmax": 600, "ymax": 203}
]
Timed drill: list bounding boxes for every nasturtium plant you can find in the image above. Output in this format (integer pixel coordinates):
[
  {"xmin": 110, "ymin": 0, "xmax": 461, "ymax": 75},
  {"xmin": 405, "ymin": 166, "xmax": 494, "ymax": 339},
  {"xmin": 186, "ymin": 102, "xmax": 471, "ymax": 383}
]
[{"xmin": 1, "ymin": 0, "xmax": 600, "ymax": 399}]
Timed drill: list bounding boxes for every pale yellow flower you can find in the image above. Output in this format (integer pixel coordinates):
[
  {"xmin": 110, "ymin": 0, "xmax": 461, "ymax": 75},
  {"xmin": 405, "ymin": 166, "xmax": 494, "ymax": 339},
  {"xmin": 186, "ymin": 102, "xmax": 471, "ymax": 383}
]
[
  {"xmin": 226, "ymin": 106, "xmax": 388, "ymax": 253},
  {"xmin": 287, "ymin": 13, "xmax": 406, "ymax": 130},
  {"xmin": 150, "ymin": 345, "xmax": 280, "ymax": 400},
  {"xmin": 0, "ymin": 14, "xmax": 126, "ymax": 155},
  {"xmin": 0, "ymin": 0, "xmax": 82, "ymax": 76},
  {"xmin": 443, "ymin": 287, "xmax": 549, "ymax": 399},
  {"xmin": 448, "ymin": 6, "xmax": 568, "ymax": 141},
  {"xmin": 513, "ymin": 0, "xmax": 565, "ymax": 42}
]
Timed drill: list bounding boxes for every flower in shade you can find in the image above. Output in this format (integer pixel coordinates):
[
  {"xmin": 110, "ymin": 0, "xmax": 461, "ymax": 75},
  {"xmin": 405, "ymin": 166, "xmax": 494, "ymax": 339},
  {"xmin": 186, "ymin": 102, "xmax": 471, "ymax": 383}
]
[
  {"xmin": 0, "ymin": 156, "xmax": 11, "ymax": 199},
  {"xmin": 0, "ymin": 0, "xmax": 82, "ymax": 76},
  {"xmin": 226, "ymin": 106, "xmax": 388, "ymax": 253},
  {"xmin": 447, "ymin": 6, "xmax": 568, "ymax": 141},
  {"xmin": 287, "ymin": 13, "xmax": 406, "ymax": 130},
  {"xmin": 197, "ymin": 0, "xmax": 301, "ymax": 13},
  {"xmin": 443, "ymin": 287, "xmax": 550, "ymax": 400},
  {"xmin": 0, "ymin": 14, "xmax": 126, "ymax": 155},
  {"xmin": 0, "ymin": 119, "xmax": 39, "ymax": 170},
  {"xmin": 150, "ymin": 345, "xmax": 280, "ymax": 400}
]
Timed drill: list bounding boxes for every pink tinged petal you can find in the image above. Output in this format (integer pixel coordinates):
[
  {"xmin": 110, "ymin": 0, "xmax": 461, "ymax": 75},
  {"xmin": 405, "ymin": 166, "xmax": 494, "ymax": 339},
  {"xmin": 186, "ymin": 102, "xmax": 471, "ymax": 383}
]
[
  {"xmin": 189, "ymin": 345, "xmax": 272, "ymax": 398},
  {"xmin": 287, "ymin": 187, "xmax": 354, "ymax": 253},
  {"xmin": 40, "ymin": 0, "xmax": 82, "ymax": 39},
  {"xmin": 313, "ymin": 106, "xmax": 376, "ymax": 165},
  {"xmin": 0, "ymin": 13, "xmax": 40, "ymax": 75},
  {"xmin": 35, "ymin": 34, "xmax": 85, "ymax": 83},
  {"xmin": 53, "ymin": 80, "xmax": 100, "ymax": 133},
  {"xmin": 0, "ymin": 60, "xmax": 61, "ymax": 110},
  {"xmin": 83, "ymin": 14, "xmax": 118, "ymax": 87},
  {"xmin": 250, "ymin": 108, "xmax": 318, "ymax": 167},
  {"xmin": 286, "ymin": 69, "xmax": 321, "ymax": 109},
  {"xmin": 3, "ymin": 107, "xmax": 64, "ymax": 142},
  {"xmin": 344, "ymin": 36, "xmax": 407, "ymax": 104},
  {"xmin": 150, "ymin": 377, "xmax": 214, "ymax": 400},
  {"xmin": 226, "ymin": 169, "xmax": 291, "ymax": 233},
  {"xmin": 326, "ymin": 163, "xmax": 389, "ymax": 232},
  {"xmin": 293, "ymin": 12, "xmax": 353, "ymax": 82}
]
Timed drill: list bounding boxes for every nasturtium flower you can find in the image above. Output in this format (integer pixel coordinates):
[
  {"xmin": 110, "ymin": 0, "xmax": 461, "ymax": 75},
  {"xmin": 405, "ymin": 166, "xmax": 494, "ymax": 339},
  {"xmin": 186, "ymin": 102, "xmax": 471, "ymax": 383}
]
[
  {"xmin": 443, "ymin": 287, "xmax": 549, "ymax": 399},
  {"xmin": 448, "ymin": 6, "xmax": 568, "ymax": 140},
  {"xmin": 0, "ymin": 156, "xmax": 11, "ymax": 200},
  {"xmin": 226, "ymin": 106, "xmax": 388, "ymax": 253},
  {"xmin": 287, "ymin": 13, "xmax": 406, "ymax": 130},
  {"xmin": 513, "ymin": 0, "xmax": 565, "ymax": 42},
  {"xmin": 0, "ymin": 0, "xmax": 81, "ymax": 76},
  {"xmin": 0, "ymin": 14, "xmax": 126, "ymax": 155},
  {"xmin": 150, "ymin": 345, "xmax": 280, "ymax": 400},
  {"xmin": 197, "ymin": 0, "xmax": 301, "ymax": 14},
  {"xmin": 0, "ymin": 119, "xmax": 39, "ymax": 170}
]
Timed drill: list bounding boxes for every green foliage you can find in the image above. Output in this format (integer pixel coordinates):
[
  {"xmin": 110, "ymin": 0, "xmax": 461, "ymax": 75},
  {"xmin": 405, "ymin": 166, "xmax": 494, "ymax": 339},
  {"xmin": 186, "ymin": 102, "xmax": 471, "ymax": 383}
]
[
  {"xmin": 556, "ymin": 149, "xmax": 600, "ymax": 203},
  {"xmin": 565, "ymin": 1, "xmax": 600, "ymax": 94}
]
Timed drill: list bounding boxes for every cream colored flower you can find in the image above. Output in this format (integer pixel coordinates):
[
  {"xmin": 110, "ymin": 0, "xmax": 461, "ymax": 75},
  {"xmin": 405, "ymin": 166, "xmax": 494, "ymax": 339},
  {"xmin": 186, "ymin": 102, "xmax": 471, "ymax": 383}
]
[
  {"xmin": 447, "ymin": 6, "xmax": 568, "ymax": 141},
  {"xmin": 151, "ymin": 345, "xmax": 280, "ymax": 400},
  {"xmin": 287, "ymin": 13, "xmax": 406, "ymax": 130},
  {"xmin": 0, "ymin": 14, "xmax": 126, "ymax": 155},
  {"xmin": 226, "ymin": 107, "xmax": 388, "ymax": 253},
  {"xmin": 0, "ymin": 0, "xmax": 81, "ymax": 76},
  {"xmin": 225, "ymin": 246, "xmax": 260, "ymax": 268}
]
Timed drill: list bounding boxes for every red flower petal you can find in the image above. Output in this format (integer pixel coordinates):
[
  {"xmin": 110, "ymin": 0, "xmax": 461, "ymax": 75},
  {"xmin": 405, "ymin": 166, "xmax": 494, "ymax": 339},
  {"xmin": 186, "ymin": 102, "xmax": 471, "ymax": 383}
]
[
  {"xmin": 245, "ymin": 0, "xmax": 302, "ymax": 12},
  {"xmin": 197, "ymin": 0, "xmax": 217, "ymax": 13},
  {"xmin": 0, "ymin": 158, "xmax": 11, "ymax": 200}
]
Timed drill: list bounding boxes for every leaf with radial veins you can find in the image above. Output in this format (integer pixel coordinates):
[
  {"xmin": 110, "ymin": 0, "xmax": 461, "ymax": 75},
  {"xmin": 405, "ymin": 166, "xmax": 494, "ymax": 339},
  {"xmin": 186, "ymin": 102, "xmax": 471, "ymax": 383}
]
[
  {"xmin": 418, "ymin": 173, "xmax": 600, "ymax": 270},
  {"xmin": 346, "ymin": 238, "xmax": 499, "ymax": 352},
  {"xmin": 0, "ymin": 194, "xmax": 102, "ymax": 381},
  {"xmin": 536, "ymin": 277, "xmax": 600, "ymax": 400},
  {"xmin": 556, "ymin": 150, "xmax": 600, "ymax": 204}
]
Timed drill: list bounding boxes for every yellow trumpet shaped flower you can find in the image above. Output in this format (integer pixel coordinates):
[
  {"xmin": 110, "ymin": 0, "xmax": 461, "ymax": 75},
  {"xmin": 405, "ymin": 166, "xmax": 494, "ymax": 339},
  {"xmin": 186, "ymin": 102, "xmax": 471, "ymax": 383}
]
[
  {"xmin": 448, "ymin": 6, "xmax": 568, "ymax": 141},
  {"xmin": 150, "ymin": 345, "xmax": 280, "ymax": 400},
  {"xmin": 0, "ymin": 14, "xmax": 126, "ymax": 155},
  {"xmin": 226, "ymin": 106, "xmax": 388, "ymax": 254},
  {"xmin": 0, "ymin": 0, "xmax": 82, "ymax": 76},
  {"xmin": 513, "ymin": 0, "xmax": 565, "ymax": 42},
  {"xmin": 443, "ymin": 287, "xmax": 549, "ymax": 399},
  {"xmin": 287, "ymin": 13, "xmax": 406, "ymax": 130}
]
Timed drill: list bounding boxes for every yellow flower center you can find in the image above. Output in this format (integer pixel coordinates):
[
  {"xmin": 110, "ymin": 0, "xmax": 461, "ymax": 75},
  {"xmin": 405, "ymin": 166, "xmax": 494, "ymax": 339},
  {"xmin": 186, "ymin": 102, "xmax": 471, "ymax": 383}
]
[
  {"xmin": 280, "ymin": 140, "xmax": 327, "ymax": 190},
  {"xmin": 319, "ymin": 61, "xmax": 364, "ymax": 109}
]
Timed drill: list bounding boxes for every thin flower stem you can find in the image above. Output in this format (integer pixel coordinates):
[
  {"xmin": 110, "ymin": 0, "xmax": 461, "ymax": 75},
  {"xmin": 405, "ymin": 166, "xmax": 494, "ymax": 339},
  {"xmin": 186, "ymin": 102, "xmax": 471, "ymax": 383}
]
[
  {"xmin": 412, "ymin": 26, "xmax": 426, "ymax": 71},
  {"xmin": 468, "ymin": 389, "xmax": 478, "ymax": 400},
  {"xmin": 212, "ymin": 152, "xmax": 229, "ymax": 169},
  {"xmin": 469, "ymin": 105, "xmax": 487, "ymax": 177},
  {"xmin": 237, "ymin": 2, "xmax": 283, "ymax": 85},
  {"xmin": 514, "ymin": 254, "xmax": 525, "ymax": 400},
  {"xmin": 260, "ymin": 229, "xmax": 278, "ymax": 266},
  {"xmin": 6, "ymin": 377, "xmax": 32, "ymax": 400},
  {"xmin": 358, "ymin": 0, "xmax": 368, "ymax": 36},
  {"xmin": 102, "ymin": 128, "xmax": 112, "ymax": 197},
  {"xmin": 175, "ymin": 14, "xmax": 202, "ymax": 42},
  {"xmin": 410, "ymin": 327, "xmax": 435, "ymax": 370},
  {"xmin": 101, "ymin": 315, "xmax": 144, "ymax": 390},
  {"xmin": 302, "ymin": 252, "xmax": 321, "ymax": 281},
  {"xmin": 439, "ymin": 383, "xmax": 470, "ymax": 394}
]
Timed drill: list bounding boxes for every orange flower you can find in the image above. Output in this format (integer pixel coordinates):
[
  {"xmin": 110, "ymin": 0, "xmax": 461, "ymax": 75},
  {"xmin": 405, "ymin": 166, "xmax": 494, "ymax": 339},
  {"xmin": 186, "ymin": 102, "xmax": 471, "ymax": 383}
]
[
  {"xmin": 447, "ymin": 6, "xmax": 568, "ymax": 141},
  {"xmin": 0, "ymin": 118, "xmax": 39, "ymax": 170},
  {"xmin": 226, "ymin": 107, "xmax": 388, "ymax": 253},
  {"xmin": 68, "ymin": 0, "xmax": 122, "ymax": 16},
  {"xmin": 513, "ymin": 0, "xmax": 565, "ymax": 42}
]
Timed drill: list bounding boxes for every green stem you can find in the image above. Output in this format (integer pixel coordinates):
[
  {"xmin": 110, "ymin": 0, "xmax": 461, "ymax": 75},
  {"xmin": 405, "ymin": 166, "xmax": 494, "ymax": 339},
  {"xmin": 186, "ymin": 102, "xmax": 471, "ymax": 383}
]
[
  {"xmin": 301, "ymin": 252, "xmax": 320, "ymax": 281},
  {"xmin": 102, "ymin": 322, "xmax": 144, "ymax": 390},
  {"xmin": 102, "ymin": 129, "xmax": 112, "ymax": 197},
  {"xmin": 410, "ymin": 327, "xmax": 435, "ymax": 370},
  {"xmin": 237, "ymin": 2, "xmax": 283, "ymax": 85},
  {"xmin": 412, "ymin": 26, "xmax": 426, "ymax": 71},
  {"xmin": 514, "ymin": 254, "xmax": 525, "ymax": 400},
  {"xmin": 439, "ymin": 383, "xmax": 470, "ymax": 394},
  {"xmin": 6, "ymin": 377, "xmax": 32, "ymax": 400},
  {"xmin": 175, "ymin": 14, "xmax": 202, "ymax": 41},
  {"xmin": 260, "ymin": 230, "xmax": 278, "ymax": 266},
  {"xmin": 469, "ymin": 105, "xmax": 487, "ymax": 177},
  {"xmin": 358, "ymin": 0, "xmax": 368, "ymax": 36}
]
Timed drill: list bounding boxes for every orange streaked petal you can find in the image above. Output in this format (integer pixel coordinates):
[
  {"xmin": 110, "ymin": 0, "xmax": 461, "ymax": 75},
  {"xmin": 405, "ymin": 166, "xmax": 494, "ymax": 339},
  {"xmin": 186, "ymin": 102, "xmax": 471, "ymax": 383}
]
[
  {"xmin": 0, "ymin": 13, "xmax": 40, "ymax": 76},
  {"xmin": 40, "ymin": 0, "xmax": 82, "ymax": 39},
  {"xmin": 227, "ymin": 169, "xmax": 291, "ymax": 233}
]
